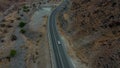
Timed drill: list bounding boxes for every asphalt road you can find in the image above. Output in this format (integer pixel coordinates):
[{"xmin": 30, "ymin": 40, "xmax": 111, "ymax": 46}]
[{"xmin": 48, "ymin": 0, "xmax": 73, "ymax": 68}]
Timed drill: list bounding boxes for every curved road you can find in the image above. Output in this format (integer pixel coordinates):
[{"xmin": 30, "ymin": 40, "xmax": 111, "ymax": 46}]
[{"xmin": 48, "ymin": 0, "xmax": 73, "ymax": 68}]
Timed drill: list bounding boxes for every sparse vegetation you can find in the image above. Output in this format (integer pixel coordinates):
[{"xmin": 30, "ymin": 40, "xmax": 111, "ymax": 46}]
[
  {"xmin": 20, "ymin": 14, "xmax": 23, "ymax": 17},
  {"xmin": 11, "ymin": 34, "xmax": 17, "ymax": 41},
  {"xmin": 1, "ymin": 19, "xmax": 6, "ymax": 22},
  {"xmin": 32, "ymin": 3, "xmax": 36, "ymax": 7},
  {"xmin": 39, "ymin": 34, "xmax": 42, "ymax": 37},
  {"xmin": 10, "ymin": 50, "xmax": 17, "ymax": 57},
  {"xmin": 20, "ymin": 29, "xmax": 26, "ymax": 34},
  {"xmin": 3, "ymin": 29, "xmax": 8, "ymax": 33},
  {"xmin": 18, "ymin": 21, "xmax": 26, "ymax": 28},
  {"xmin": 23, "ymin": 5, "xmax": 29, "ymax": 9},
  {"xmin": 23, "ymin": 5, "xmax": 30, "ymax": 12},
  {"xmin": 6, "ymin": 25, "xmax": 13, "ymax": 28},
  {"xmin": 16, "ymin": 17, "xmax": 21, "ymax": 20},
  {"xmin": 6, "ymin": 57, "xmax": 10, "ymax": 62},
  {"xmin": 1, "ymin": 39, "xmax": 4, "ymax": 43},
  {"xmin": 10, "ymin": 20, "xmax": 14, "ymax": 23},
  {"xmin": 0, "ymin": 24, "xmax": 6, "ymax": 27},
  {"xmin": 23, "ymin": 9, "xmax": 30, "ymax": 12}
]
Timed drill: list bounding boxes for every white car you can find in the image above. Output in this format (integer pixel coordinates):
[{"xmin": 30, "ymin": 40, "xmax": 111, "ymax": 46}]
[{"xmin": 57, "ymin": 41, "xmax": 61, "ymax": 45}]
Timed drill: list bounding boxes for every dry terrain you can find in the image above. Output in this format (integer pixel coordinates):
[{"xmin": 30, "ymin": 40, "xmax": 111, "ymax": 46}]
[
  {"xmin": 0, "ymin": 0, "xmax": 61, "ymax": 68},
  {"xmin": 58, "ymin": 0, "xmax": 120, "ymax": 68}
]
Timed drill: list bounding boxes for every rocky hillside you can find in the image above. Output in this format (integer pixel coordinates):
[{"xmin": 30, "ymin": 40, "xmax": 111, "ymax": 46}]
[
  {"xmin": 59, "ymin": 0, "xmax": 120, "ymax": 68},
  {"xmin": 0, "ymin": 0, "xmax": 26, "ymax": 12}
]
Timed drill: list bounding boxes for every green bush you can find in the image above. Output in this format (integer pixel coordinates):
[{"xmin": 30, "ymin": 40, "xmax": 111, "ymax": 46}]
[
  {"xmin": 18, "ymin": 21, "xmax": 26, "ymax": 28},
  {"xmin": 20, "ymin": 29, "xmax": 26, "ymax": 34},
  {"xmin": 23, "ymin": 5, "xmax": 29, "ymax": 9},
  {"xmin": 16, "ymin": 17, "xmax": 21, "ymax": 20},
  {"xmin": 10, "ymin": 50, "xmax": 17, "ymax": 57},
  {"xmin": 23, "ymin": 5, "xmax": 30, "ymax": 12},
  {"xmin": 23, "ymin": 9, "xmax": 30, "ymax": 12}
]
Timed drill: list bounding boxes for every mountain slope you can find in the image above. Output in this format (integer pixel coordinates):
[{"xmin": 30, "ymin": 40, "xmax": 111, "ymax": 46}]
[{"xmin": 59, "ymin": 0, "xmax": 120, "ymax": 68}]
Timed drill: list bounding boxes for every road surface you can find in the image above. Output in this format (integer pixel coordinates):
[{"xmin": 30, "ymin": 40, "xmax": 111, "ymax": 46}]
[{"xmin": 48, "ymin": 0, "xmax": 73, "ymax": 68}]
